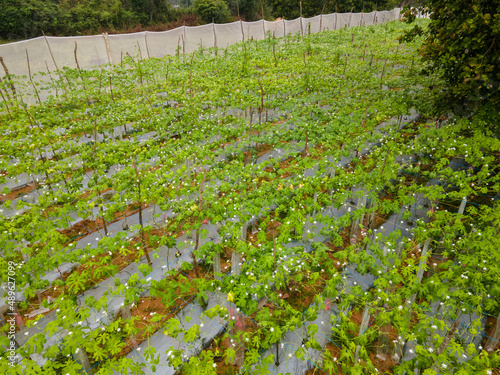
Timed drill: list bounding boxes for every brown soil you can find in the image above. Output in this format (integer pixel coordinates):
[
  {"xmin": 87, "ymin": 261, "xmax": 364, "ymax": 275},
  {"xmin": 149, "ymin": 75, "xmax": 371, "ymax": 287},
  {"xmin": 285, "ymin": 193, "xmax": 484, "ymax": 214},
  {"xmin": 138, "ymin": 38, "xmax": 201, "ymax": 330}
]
[
  {"xmin": 57, "ymin": 202, "xmax": 149, "ymax": 241},
  {"xmin": 0, "ymin": 182, "xmax": 37, "ymax": 203},
  {"xmin": 220, "ymin": 247, "xmax": 233, "ymax": 274},
  {"xmin": 305, "ymin": 342, "xmax": 343, "ymax": 375},
  {"xmin": 369, "ymin": 351, "xmax": 396, "ymax": 374},
  {"xmin": 482, "ymin": 314, "xmax": 500, "ymax": 354},
  {"xmin": 115, "ymin": 295, "xmax": 188, "ymax": 358},
  {"xmin": 16, "ymin": 285, "xmax": 65, "ymax": 329},
  {"xmin": 424, "ymin": 254, "xmax": 450, "ymax": 278},
  {"xmin": 112, "ymin": 263, "xmax": 211, "ymax": 360},
  {"xmin": 54, "ymin": 221, "xmax": 179, "ymax": 301},
  {"xmin": 243, "ymin": 143, "xmax": 274, "ymax": 162},
  {"xmin": 280, "ymin": 280, "xmax": 323, "ymax": 312},
  {"xmin": 349, "ymin": 308, "xmax": 373, "ymax": 335}
]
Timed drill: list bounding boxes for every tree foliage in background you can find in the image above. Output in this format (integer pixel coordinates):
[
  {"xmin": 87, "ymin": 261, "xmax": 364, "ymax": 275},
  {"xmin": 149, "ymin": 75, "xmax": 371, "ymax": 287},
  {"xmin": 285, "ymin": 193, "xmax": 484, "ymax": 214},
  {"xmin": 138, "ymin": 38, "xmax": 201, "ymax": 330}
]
[
  {"xmin": 129, "ymin": 0, "xmax": 178, "ymax": 24},
  {"xmin": 403, "ymin": 0, "xmax": 500, "ymax": 119},
  {"xmin": 58, "ymin": 0, "xmax": 137, "ymax": 35},
  {"xmin": 266, "ymin": 0, "xmax": 400, "ymax": 20},
  {"xmin": 0, "ymin": 0, "xmax": 61, "ymax": 39},
  {"xmin": 0, "ymin": 0, "xmax": 401, "ymax": 39},
  {"xmin": 192, "ymin": 0, "xmax": 231, "ymax": 23},
  {"xmin": 0, "ymin": 0, "xmax": 178, "ymax": 38}
]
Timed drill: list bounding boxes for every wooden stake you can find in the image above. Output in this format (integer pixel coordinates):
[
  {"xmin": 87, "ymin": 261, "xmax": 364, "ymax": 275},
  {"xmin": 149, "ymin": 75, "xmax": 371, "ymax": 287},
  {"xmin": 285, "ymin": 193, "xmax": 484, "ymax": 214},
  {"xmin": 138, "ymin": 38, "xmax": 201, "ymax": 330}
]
[
  {"xmin": 25, "ymin": 49, "xmax": 41, "ymax": 104},
  {"xmin": 380, "ymin": 59, "xmax": 387, "ymax": 88},
  {"xmin": 335, "ymin": 5, "xmax": 338, "ymax": 30},
  {"xmin": 102, "ymin": 32, "xmax": 113, "ymax": 65},
  {"xmin": 0, "ymin": 57, "xmax": 16, "ymax": 98},
  {"xmin": 132, "ymin": 157, "xmax": 151, "ymax": 266},
  {"xmin": 42, "ymin": 31, "xmax": 67, "ymax": 94},
  {"xmin": 183, "ymin": 26, "xmax": 186, "ymax": 58},
  {"xmin": 300, "ymin": 1, "xmax": 304, "ymax": 35},
  {"xmin": 144, "ymin": 32, "xmax": 151, "ymax": 59},
  {"xmin": 45, "ymin": 61, "xmax": 58, "ymax": 98},
  {"xmin": 0, "ymin": 87, "xmax": 12, "ymax": 119},
  {"xmin": 73, "ymin": 42, "xmax": 81, "ymax": 70},
  {"xmin": 212, "ymin": 21, "xmax": 218, "ymax": 56},
  {"xmin": 42, "ymin": 31, "xmax": 60, "ymax": 71}
]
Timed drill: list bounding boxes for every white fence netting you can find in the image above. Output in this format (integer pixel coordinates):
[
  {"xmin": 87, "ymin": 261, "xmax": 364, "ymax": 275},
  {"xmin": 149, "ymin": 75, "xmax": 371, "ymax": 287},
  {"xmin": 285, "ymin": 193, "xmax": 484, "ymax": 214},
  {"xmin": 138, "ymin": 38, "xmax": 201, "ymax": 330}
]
[{"xmin": 0, "ymin": 9, "xmax": 401, "ymax": 80}]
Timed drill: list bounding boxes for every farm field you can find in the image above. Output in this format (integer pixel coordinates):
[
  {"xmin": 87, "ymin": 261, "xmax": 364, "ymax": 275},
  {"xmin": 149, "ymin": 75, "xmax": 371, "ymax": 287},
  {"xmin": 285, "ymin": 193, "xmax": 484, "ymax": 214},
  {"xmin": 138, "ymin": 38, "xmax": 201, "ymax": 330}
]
[{"xmin": 0, "ymin": 18, "xmax": 499, "ymax": 375}]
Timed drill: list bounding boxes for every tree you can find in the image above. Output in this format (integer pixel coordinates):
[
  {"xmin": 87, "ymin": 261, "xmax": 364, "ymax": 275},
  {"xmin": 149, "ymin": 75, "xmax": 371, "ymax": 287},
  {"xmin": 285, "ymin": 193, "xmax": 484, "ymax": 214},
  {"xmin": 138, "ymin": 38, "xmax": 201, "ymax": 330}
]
[
  {"xmin": 403, "ymin": 0, "xmax": 500, "ymax": 118},
  {"xmin": 0, "ymin": 0, "xmax": 61, "ymax": 39},
  {"xmin": 129, "ymin": 0, "xmax": 177, "ymax": 24},
  {"xmin": 192, "ymin": 0, "xmax": 231, "ymax": 23}
]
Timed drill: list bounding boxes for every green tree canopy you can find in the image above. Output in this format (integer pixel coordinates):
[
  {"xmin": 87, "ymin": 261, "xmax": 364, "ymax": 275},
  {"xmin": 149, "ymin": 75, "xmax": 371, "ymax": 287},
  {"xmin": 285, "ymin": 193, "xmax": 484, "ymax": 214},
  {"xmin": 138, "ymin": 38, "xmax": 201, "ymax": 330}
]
[
  {"xmin": 192, "ymin": 0, "xmax": 231, "ymax": 23},
  {"xmin": 403, "ymin": 0, "xmax": 500, "ymax": 118}
]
